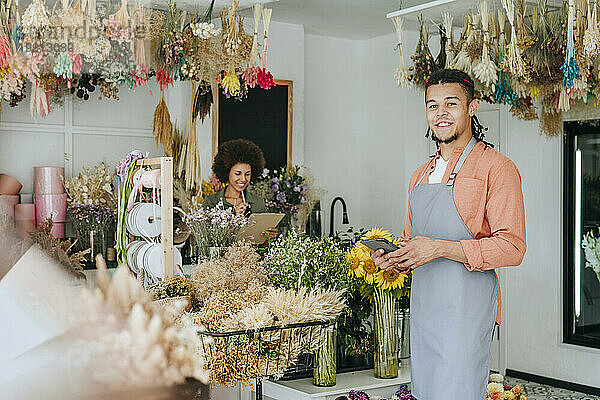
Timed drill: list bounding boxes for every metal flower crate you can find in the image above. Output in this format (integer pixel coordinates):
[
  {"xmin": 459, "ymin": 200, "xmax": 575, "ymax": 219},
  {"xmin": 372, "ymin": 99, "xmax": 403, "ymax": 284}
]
[{"xmin": 198, "ymin": 320, "xmax": 335, "ymax": 400}]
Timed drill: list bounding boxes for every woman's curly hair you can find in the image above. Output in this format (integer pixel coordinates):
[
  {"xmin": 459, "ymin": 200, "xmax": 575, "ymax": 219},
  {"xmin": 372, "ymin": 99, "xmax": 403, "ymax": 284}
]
[{"xmin": 212, "ymin": 139, "xmax": 266, "ymax": 184}]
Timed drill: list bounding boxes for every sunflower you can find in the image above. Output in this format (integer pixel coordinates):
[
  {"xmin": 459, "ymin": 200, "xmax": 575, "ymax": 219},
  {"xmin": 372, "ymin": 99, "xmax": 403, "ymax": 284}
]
[
  {"xmin": 346, "ymin": 247, "xmax": 365, "ymax": 278},
  {"xmin": 362, "ymin": 227, "xmax": 393, "ymax": 242},
  {"xmin": 362, "ymin": 256, "xmax": 378, "ymax": 284},
  {"xmin": 374, "ymin": 269, "xmax": 408, "ymax": 291}
]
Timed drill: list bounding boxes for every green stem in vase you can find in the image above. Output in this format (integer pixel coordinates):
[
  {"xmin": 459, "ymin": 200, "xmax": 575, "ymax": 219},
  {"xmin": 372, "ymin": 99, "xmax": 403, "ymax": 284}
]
[
  {"xmin": 373, "ymin": 287, "xmax": 398, "ymax": 379},
  {"xmin": 313, "ymin": 323, "xmax": 337, "ymax": 387}
]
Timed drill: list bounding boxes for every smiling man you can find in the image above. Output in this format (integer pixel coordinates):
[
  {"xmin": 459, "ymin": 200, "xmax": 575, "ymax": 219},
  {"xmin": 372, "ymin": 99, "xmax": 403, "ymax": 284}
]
[{"xmin": 373, "ymin": 69, "xmax": 526, "ymax": 399}]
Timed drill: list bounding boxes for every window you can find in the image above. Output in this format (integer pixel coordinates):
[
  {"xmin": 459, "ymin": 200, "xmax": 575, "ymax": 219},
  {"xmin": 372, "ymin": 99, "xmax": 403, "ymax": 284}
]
[{"xmin": 564, "ymin": 121, "xmax": 600, "ymax": 348}]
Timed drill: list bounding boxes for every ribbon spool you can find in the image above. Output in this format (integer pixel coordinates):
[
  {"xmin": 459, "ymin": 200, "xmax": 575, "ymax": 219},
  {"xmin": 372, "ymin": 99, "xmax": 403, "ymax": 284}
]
[
  {"xmin": 126, "ymin": 202, "xmax": 162, "ymax": 238},
  {"xmin": 126, "ymin": 240, "xmax": 146, "ymax": 274},
  {"xmin": 143, "ymin": 243, "xmax": 183, "ymax": 281}
]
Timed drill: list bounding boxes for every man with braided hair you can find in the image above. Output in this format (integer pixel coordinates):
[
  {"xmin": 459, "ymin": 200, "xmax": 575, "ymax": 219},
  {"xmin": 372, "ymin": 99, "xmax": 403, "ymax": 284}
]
[{"xmin": 373, "ymin": 69, "xmax": 526, "ymax": 399}]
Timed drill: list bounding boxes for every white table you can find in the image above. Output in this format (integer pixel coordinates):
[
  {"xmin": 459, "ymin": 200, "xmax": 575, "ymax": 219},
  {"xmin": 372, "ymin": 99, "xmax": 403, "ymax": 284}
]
[{"xmin": 260, "ymin": 366, "xmax": 411, "ymax": 400}]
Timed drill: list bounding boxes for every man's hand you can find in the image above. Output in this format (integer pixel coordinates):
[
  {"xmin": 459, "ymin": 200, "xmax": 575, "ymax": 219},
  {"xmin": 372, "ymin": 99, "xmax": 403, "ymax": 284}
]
[
  {"xmin": 388, "ymin": 236, "xmax": 440, "ymax": 273},
  {"xmin": 371, "ymin": 236, "xmax": 440, "ymax": 274}
]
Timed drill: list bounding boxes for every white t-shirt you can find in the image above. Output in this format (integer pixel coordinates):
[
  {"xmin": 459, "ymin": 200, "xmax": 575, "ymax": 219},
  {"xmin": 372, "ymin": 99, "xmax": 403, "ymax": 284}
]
[{"xmin": 428, "ymin": 156, "xmax": 449, "ymax": 184}]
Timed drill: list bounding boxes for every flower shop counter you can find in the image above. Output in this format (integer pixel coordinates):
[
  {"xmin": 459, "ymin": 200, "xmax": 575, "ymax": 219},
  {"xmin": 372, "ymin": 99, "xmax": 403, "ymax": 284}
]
[{"xmin": 260, "ymin": 366, "xmax": 411, "ymax": 400}]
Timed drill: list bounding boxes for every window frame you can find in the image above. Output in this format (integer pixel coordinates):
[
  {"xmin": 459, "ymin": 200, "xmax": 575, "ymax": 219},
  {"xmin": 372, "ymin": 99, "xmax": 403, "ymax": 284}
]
[{"xmin": 563, "ymin": 120, "xmax": 600, "ymax": 349}]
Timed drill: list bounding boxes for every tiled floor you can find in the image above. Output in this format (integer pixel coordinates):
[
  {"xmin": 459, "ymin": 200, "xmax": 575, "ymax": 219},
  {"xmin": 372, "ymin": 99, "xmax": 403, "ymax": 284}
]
[{"xmin": 504, "ymin": 377, "xmax": 600, "ymax": 400}]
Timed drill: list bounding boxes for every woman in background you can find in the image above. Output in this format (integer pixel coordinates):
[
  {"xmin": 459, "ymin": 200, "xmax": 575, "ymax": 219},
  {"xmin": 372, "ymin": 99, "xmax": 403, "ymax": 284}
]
[{"xmin": 203, "ymin": 139, "xmax": 277, "ymax": 237}]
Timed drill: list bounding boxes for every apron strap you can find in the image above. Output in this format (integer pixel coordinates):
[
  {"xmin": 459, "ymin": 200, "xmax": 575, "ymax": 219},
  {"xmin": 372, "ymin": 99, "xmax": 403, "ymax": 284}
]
[{"xmin": 446, "ymin": 137, "xmax": 477, "ymax": 187}]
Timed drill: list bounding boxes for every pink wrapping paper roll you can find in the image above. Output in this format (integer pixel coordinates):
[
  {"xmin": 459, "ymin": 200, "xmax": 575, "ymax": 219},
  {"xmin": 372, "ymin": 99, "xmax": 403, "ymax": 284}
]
[
  {"xmin": 33, "ymin": 167, "xmax": 65, "ymax": 194},
  {"xmin": 0, "ymin": 195, "xmax": 19, "ymax": 217},
  {"xmin": 35, "ymin": 194, "xmax": 67, "ymax": 222},
  {"xmin": 14, "ymin": 204, "xmax": 35, "ymax": 221},
  {"xmin": 16, "ymin": 219, "xmax": 35, "ymax": 238},
  {"xmin": 37, "ymin": 221, "xmax": 65, "ymax": 239}
]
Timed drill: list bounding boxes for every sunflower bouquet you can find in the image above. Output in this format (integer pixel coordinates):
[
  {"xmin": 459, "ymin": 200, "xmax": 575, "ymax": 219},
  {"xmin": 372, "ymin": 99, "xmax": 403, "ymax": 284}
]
[{"xmin": 346, "ymin": 227, "xmax": 411, "ymax": 300}]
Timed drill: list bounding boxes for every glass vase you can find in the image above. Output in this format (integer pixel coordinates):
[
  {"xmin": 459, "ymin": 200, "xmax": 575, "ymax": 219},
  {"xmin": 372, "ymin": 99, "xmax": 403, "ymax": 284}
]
[
  {"xmin": 313, "ymin": 323, "xmax": 336, "ymax": 387},
  {"xmin": 373, "ymin": 287, "xmax": 398, "ymax": 379},
  {"xmin": 396, "ymin": 306, "xmax": 410, "ymax": 361},
  {"xmin": 75, "ymin": 225, "xmax": 107, "ymax": 262}
]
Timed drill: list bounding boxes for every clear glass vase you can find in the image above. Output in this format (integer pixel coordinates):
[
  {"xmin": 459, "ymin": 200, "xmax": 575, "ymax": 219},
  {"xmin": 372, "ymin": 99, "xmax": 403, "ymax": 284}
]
[
  {"xmin": 313, "ymin": 323, "xmax": 336, "ymax": 387},
  {"xmin": 373, "ymin": 287, "xmax": 398, "ymax": 379},
  {"xmin": 75, "ymin": 225, "xmax": 107, "ymax": 262},
  {"xmin": 396, "ymin": 306, "xmax": 410, "ymax": 361}
]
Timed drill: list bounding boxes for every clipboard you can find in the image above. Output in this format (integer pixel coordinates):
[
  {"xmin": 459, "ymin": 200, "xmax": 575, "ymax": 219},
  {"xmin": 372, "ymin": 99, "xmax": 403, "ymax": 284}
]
[{"xmin": 237, "ymin": 213, "xmax": 285, "ymax": 244}]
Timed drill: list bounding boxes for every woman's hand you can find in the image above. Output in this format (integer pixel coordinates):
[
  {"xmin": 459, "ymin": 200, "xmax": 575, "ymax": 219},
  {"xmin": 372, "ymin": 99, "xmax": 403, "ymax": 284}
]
[
  {"xmin": 262, "ymin": 227, "xmax": 278, "ymax": 238},
  {"xmin": 234, "ymin": 202, "xmax": 249, "ymax": 216}
]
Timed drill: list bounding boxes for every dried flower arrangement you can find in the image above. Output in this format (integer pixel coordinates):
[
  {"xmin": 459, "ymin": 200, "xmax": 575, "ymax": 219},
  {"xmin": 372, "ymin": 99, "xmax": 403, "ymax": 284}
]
[
  {"xmin": 148, "ymin": 275, "xmax": 191, "ymax": 300},
  {"xmin": 189, "ymin": 241, "xmax": 266, "ymax": 304},
  {"xmin": 71, "ymin": 262, "xmax": 209, "ymax": 391},
  {"xmin": 0, "ymin": 0, "xmax": 276, "ymax": 119},
  {"xmin": 187, "ymin": 242, "xmax": 345, "ymax": 387},
  {"xmin": 184, "ymin": 201, "xmax": 251, "ymax": 258},
  {"xmin": 410, "ymin": 15, "xmax": 436, "ymax": 88},
  {"xmin": 65, "ymin": 162, "xmax": 115, "ymax": 206},
  {"xmin": 398, "ymin": 0, "xmax": 600, "ymax": 136},
  {"xmin": 195, "ymin": 287, "xmax": 345, "ymax": 386}
]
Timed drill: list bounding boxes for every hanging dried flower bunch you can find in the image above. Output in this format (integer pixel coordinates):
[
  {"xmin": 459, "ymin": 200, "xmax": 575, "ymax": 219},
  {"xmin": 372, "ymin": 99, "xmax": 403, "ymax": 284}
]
[
  {"xmin": 153, "ymin": 90, "xmax": 173, "ymax": 155},
  {"xmin": 410, "ymin": 15, "xmax": 435, "ymax": 89},
  {"xmin": 464, "ymin": 14, "xmax": 483, "ymax": 67},
  {"xmin": 473, "ymin": 0, "xmax": 499, "ymax": 89},
  {"xmin": 442, "ymin": 12, "xmax": 455, "ymax": 69},
  {"xmin": 583, "ymin": 0, "xmax": 600, "ymax": 58},
  {"xmin": 501, "ymin": 0, "xmax": 529, "ymax": 81},
  {"xmin": 526, "ymin": 0, "xmax": 565, "ymax": 87},
  {"xmin": 192, "ymin": 80, "xmax": 212, "ymax": 122},
  {"xmin": 184, "ymin": 81, "xmax": 201, "ymax": 190},
  {"xmin": 21, "ymin": 0, "xmax": 49, "ymax": 36},
  {"xmin": 515, "ymin": 0, "xmax": 535, "ymax": 50},
  {"xmin": 249, "ymin": 3, "xmax": 262, "ymax": 66},
  {"xmin": 453, "ymin": 13, "xmax": 478, "ymax": 74},
  {"xmin": 540, "ymin": 93, "xmax": 563, "ymax": 135},
  {"xmin": 494, "ymin": 10, "xmax": 518, "ymax": 106},
  {"xmin": 392, "ymin": 16, "xmax": 411, "ymax": 88},
  {"xmin": 435, "ymin": 26, "xmax": 447, "ymax": 72},
  {"xmin": 562, "ymin": 0, "xmax": 581, "ymax": 89},
  {"xmin": 510, "ymin": 96, "xmax": 538, "ymax": 120}
]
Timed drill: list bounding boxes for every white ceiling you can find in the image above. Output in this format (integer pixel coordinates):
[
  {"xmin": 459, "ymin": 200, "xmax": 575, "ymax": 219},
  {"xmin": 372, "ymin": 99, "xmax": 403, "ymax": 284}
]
[
  {"xmin": 237, "ymin": 0, "xmax": 480, "ymax": 40},
  {"xmin": 235, "ymin": 0, "xmax": 563, "ymax": 40}
]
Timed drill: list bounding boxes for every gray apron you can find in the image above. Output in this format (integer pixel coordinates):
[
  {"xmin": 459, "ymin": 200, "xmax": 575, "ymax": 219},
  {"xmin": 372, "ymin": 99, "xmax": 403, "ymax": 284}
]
[{"xmin": 409, "ymin": 138, "xmax": 497, "ymax": 400}]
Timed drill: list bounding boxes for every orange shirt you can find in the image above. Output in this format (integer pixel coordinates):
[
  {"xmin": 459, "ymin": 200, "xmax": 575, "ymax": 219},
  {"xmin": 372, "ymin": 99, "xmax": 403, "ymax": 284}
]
[{"xmin": 401, "ymin": 140, "xmax": 527, "ymax": 323}]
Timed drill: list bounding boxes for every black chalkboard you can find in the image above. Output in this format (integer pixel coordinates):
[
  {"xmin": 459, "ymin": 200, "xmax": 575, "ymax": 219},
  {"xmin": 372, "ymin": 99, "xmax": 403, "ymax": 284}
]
[{"xmin": 215, "ymin": 81, "xmax": 292, "ymax": 172}]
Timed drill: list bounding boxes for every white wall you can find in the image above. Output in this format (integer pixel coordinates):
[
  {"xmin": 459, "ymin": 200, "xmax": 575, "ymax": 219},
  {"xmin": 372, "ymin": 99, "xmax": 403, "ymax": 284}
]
[{"xmin": 304, "ymin": 34, "xmax": 363, "ymax": 235}]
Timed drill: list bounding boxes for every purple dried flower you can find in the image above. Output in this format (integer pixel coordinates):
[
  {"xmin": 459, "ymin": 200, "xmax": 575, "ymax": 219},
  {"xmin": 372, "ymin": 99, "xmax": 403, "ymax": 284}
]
[
  {"xmin": 349, "ymin": 390, "xmax": 369, "ymax": 400},
  {"xmin": 272, "ymin": 183, "xmax": 279, "ymax": 191},
  {"xmin": 276, "ymin": 192, "xmax": 286, "ymax": 203}
]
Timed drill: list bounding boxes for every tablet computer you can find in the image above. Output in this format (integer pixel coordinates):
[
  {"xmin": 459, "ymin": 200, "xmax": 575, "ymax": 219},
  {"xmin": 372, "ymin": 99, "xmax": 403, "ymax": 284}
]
[
  {"xmin": 360, "ymin": 238, "xmax": 399, "ymax": 254},
  {"xmin": 237, "ymin": 213, "xmax": 285, "ymax": 244}
]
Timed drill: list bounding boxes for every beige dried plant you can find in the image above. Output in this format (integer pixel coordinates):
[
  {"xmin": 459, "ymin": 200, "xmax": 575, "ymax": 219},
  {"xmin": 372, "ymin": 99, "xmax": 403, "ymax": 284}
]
[
  {"xmin": 69, "ymin": 262, "xmax": 210, "ymax": 392},
  {"xmin": 64, "ymin": 162, "xmax": 115, "ymax": 206}
]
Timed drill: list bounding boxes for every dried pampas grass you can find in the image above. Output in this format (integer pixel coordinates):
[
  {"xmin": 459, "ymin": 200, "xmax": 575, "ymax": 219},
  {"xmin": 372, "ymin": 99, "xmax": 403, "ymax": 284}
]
[{"xmin": 70, "ymin": 263, "xmax": 209, "ymax": 392}]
